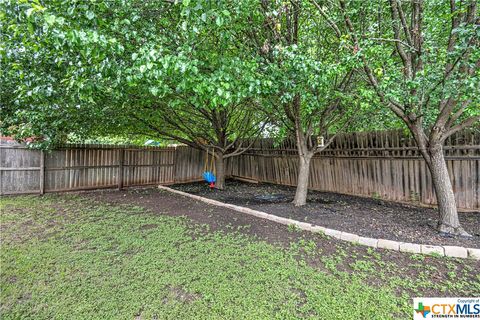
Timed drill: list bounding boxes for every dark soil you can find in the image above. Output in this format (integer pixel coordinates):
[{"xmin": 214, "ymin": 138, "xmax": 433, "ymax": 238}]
[
  {"xmin": 172, "ymin": 180, "xmax": 480, "ymax": 248},
  {"xmin": 86, "ymin": 187, "xmax": 480, "ymax": 298}
]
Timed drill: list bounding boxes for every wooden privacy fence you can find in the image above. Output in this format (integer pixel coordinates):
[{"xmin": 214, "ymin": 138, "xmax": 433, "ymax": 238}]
[
  {"xmin": 0, "ymin": 142, "xmax": 204, "ymax": 195},
  {"xmin": 226, "ymin": 129, "xmax": 480, "ymax": 210},
  {"xmin": 1, "ymin": 129, "xmax": 479, "ymax": 210}
]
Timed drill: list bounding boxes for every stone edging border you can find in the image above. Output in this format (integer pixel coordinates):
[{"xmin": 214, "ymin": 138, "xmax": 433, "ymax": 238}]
[{"xmin": 157, "ymin": 186, "xmax": 480, "ymax": 260}]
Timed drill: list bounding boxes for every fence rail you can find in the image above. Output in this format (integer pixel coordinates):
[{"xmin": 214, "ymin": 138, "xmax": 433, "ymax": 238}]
[{"xmin": 1, "ymin": 129, "xmax": 479, "ymax": 210}]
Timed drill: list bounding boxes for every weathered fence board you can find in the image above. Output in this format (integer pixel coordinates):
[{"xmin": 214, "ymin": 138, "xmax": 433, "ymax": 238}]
[
  {"xmin": 0, "ymin": 142, "xmax": 182, "ymax": 194},
  {"xmin": 174, "ymin": 146, "xmax": 205, "ymax": 184},
  {"xmin": 0, "ymin": 144, "xmax": 41, "ymax": 194}
]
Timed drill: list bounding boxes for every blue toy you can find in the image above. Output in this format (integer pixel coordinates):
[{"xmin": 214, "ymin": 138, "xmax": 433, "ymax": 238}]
[{"xmin": 203, "ymin": 149, "xmax": 216, "ymax": 188}]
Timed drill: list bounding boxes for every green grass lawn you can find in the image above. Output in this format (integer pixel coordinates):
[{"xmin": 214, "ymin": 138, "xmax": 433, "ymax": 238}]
[{"xmin": 1, "ymin": 195, "xmax": 478, "ymax": 319}]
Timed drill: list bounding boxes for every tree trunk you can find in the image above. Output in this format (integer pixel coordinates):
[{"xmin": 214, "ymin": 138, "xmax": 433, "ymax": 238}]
[
  {"xmin": 214, "ymin": 154, "xmax": 225, "ymax": 190},
  {"xmin": 293, "ymin": 154, "xmax": 312, "ymax": 206},
  {"xmin": 428, "ymin": 144, "xmax": 470, "ymax": 237}
]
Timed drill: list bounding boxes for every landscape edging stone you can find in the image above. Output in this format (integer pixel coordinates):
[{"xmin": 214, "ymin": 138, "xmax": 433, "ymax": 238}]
[{"xmin": 157, "ymin": 186, "xmax": 478, "ymax": 260}]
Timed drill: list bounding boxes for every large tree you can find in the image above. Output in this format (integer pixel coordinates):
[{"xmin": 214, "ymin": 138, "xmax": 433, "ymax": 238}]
[
  {"xmin": 250, "ymin": 0, "xmax": 359, "ymax": 206},
  {"xmin": 114, "ymin": 54, "xmax": 268, "ymax": 189},
  {"xmin": 109, "ymin": 0, "xmax": 270, "ymax": 189},
  {"xmin": 1, "ymin": 0, "xmax": 268, "ymax": 189},
  {"xmin": 313, "ymin": 0, "xmax": 480, "ymax": 235}
]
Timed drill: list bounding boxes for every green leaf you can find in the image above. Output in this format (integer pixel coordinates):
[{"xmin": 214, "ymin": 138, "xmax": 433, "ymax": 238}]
[
  {"xmin": 26, "ymin": 8, "xmax": 35, "ymax": 17},
  {"xmin": 27, "ymin": 22, "xmax": 34, "ymax": 34},
  {"xmin": 44, "ymin": 14, "xmax": 56, "ymax": 25},
  {"xmin": 86, "ymin": 11, "xmax": 95, "ymax": 20}
]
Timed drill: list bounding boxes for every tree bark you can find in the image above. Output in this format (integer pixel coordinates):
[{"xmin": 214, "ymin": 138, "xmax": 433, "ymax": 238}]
[
  {"xmin": 214, "ymin": 153, "xmax": 225, "ymax": 190},
  {"xmin": 428, "ymin": 144, "xmax": 470, "ymax": 237},
  {"xmin": 293, "ymin": 153, "xmax": 312, "ymax": 206}
]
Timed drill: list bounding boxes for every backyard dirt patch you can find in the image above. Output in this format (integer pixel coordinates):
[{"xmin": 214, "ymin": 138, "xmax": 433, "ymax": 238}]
[
  {"xmin": 172, "ymin": 180, "xmax": 480, "ymax": 248},
  {"xmin": 90, "ymin": 188, "xmax": 305, "ymax": 249},
  {"xmin": 88, "ymin": 187, "xmax": 480, "ymax": 298}
]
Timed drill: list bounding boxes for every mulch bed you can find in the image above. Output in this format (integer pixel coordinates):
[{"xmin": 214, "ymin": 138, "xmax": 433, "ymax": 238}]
[{"xmin": 172, "ymin": 180, "xmax": 480, "ymax": 248}]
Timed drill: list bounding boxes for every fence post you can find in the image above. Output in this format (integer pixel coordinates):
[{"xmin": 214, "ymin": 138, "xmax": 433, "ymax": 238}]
[
  {"xmin": 39, "ymin": 150, "xmax": 45, "ymax": 195},
  {"xmin": 118, "ymin": 149, "xmax": 124, "ymax": 190},
  {"xmin": 172, "ymin": 147, "xmax": 177, "ymax": 184}
]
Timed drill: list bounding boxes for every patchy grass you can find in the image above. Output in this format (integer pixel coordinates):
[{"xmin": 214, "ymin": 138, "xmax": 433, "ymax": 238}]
[{"xmin": 0, "ymin": 195, "xmax": 478, "ymax": 319}]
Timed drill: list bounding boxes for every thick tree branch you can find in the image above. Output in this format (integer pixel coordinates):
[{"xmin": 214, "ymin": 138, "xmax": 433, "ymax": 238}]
[{"xmin": 443, "ymin": 116, "xmax": 480, "ymax": 139}]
